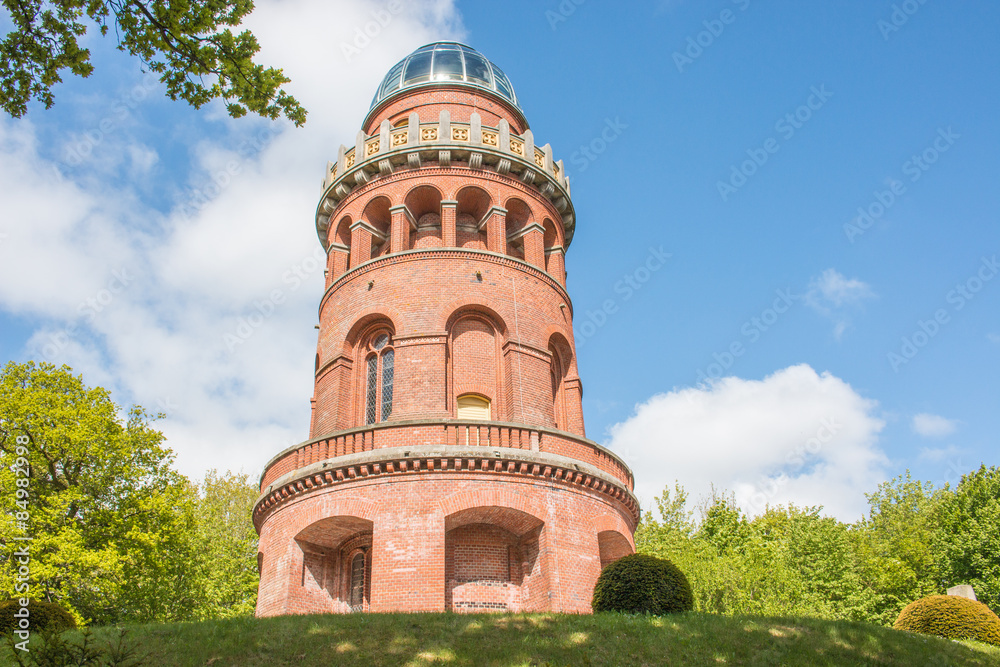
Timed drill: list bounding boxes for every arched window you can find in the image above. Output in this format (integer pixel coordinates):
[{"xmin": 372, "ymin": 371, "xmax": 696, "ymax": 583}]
[
  {"xmin": 457, "ymin": 394, "xmax": 491, "ymax": 420},
  {"xmin": 364, "ymin": 333, "xmax": 394, "ymax": 424}
]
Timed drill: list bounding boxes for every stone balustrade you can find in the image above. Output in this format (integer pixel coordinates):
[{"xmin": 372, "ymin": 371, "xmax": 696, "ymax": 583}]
[
  {"xmin": 257, "ymin": 419, "xmax": 635, "ymax": 513},
  {"xmin": 315, "ymin": 112, "xmax": 575, "ymax": 248}
]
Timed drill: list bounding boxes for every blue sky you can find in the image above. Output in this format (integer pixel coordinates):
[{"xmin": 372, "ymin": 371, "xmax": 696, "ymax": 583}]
[{"xmin": 1, "ymin": 0, "xmax": 997, "ymax": 520}]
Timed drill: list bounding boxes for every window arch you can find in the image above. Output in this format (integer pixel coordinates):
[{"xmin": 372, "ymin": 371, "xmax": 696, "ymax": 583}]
[{"xmin": 364, "ymin": 332, "xmax": 394, "ymax": 424}]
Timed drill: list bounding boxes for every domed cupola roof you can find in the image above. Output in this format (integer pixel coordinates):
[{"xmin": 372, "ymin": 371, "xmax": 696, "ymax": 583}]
[{"xmin": 370, "ymin": 41, "xmax": 521, "ymax": 111}]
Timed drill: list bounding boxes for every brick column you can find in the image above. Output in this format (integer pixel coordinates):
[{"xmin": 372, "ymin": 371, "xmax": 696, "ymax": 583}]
[
  {"xmin": 502, "ymin": 341, "xmax": 552, "ymax": 426},
  {"xmin": 547, "ymin": 513, "xmax": 602, "ymax": 614},
  {"xmin": 349, "ymin": 221, "xmax": 386, "ymax": 267},
  {"xmin": 480, "ymin": 206, "xmax": 507, "ymax": 255},
  {"xmin": 545, "ymin": 246, "xmax": 565, "ymax": 285},
  {"xmin": 370, "ymin": 508, "xmax": 445, "ymax": 612},
  {"xmin": 391, "ymin": 336, "xmax": 449, "ymax": 419},
  {"xmin": 563, "ymin": 377, "xmax": 585, "ymax": 436},
  {"xmin": 389, "ymin": 205, "xmax": 415, "ymax": 254},
  {"xmin": 440, "ymin": 200, "xmax": 457, "ymax": 247},
  {"xmin": 520, "ymin": 223, "xmax": 545, "ymax": 269},
  {"xmin": 328, "ymin": 243, "xmax": 349, "ymax": 277}
]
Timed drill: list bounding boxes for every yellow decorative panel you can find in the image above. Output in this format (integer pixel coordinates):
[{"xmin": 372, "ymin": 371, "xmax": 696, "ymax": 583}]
[
  {"xmin": 509, "ymin": 138, "xmax": 524, "ymax": 156},
  {"xmin": 452, "ymin": 127, "xmax": 470, "ymax": 142},
  {"xmin": 420, "ymin": 127, "xmax": 438, "ymax": 141},
  {"xmin": 391, "ymin": 131, "xmax": 407, "ymax": 146},
  {"xmin": 366, "ymin": 140, "xmax": 380, "ymax": 156},
  {"xmin": 482, "ymin": 131, "xmax": 498, "ymax": 147}
]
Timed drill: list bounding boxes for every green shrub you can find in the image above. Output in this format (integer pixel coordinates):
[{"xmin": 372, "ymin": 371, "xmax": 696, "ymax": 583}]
[
  {"xmin": 592, "ymin": 553, "xmax": 694, "ymax": 615},
  {"xmin": 0, "ymin": 600, "xmax": 76, "ymax": 636},
  {"xmin": 894, "ymin": 594, "xmax": 1000, "ymax": 646}
]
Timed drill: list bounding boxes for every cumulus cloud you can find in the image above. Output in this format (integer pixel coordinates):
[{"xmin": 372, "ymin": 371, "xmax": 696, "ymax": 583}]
[
  {"xmin": 0, "ymin": 0, "xmax": 464, "ymax": 482},
  {"xmin": 607, "ymin": 364, "xmax": 888, "ymax": 522},
  {"xmin": 912, "ymin": 412, "xmax": 958, "ymax": 438},
  {"xmin": 804, "ymin": 269, "xmax": 876, "ymax": 339}
]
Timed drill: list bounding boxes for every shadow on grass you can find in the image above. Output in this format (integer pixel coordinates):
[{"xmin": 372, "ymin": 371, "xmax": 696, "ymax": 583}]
[{"xmin": 6, "ymin": 612, "xmax": 1000, "ymax": 667}]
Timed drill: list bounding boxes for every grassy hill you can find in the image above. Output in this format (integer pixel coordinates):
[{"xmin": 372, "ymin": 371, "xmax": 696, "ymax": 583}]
[{"xmin": 6, "ymin": 612, "xmax": 1000, "ymax": 666}]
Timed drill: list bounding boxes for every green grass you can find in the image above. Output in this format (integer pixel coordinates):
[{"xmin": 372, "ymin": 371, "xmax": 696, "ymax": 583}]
[{"xmin": 6, "ymin": 612, "xmax": 1000, "ymax": 666}]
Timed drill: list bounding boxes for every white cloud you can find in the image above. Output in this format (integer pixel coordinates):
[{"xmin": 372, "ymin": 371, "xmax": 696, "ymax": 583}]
[
  {"xmin": 917, "ymin": 444, "xmax": 961, "ymax": 463},
  {"xmin": 0, "ymin": 0, "xmax": 464, "ymax": 483},
  {"xmin": 912, "ymin": 412, "xmax": 958, "ymax": 438},
  {"xmin": 805, "ymin": 268, "xmax": 875, "ymax": 339},
  {"xmin": 607, "ymin": 364, "xmax": 887, "ymax": 522}
]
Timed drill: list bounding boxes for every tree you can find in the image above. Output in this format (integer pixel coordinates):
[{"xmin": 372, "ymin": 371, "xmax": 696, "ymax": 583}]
[
  {"xmin": 0, "ymin": 360, "xmax": 200, "ymax": 624},
  {"xmin": 935, "ymin": 465, "xmax": 1000, "ymax": 612},
  {"xmin": 852, "ymin": 471, "xmax": 943, "ymax": 626},
  {"xmin": 0, "ymin": 0, "xmax": 306, "ymax": 124},
  {"xmin": 191, "ymin": 469, "xmax": 259, "ymax": 618}
]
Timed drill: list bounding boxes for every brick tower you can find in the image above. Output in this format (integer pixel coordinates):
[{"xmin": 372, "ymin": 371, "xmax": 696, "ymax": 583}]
[{"xmin": 254, "ymin": 42, "xmax": 638, "ymax": 616}]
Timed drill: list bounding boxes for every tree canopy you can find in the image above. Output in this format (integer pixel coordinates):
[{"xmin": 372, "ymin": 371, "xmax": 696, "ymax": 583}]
[
  {"xmin": 0, "ymin": 0, "xmax": 306, "ymax": 125},
  {"xmin": 0, "ymin": 361, "xmax": 260, "ymax": 624},
  {"xmin": 636, "ymin": 471, "xmax": 1000, "ymax": 626}
]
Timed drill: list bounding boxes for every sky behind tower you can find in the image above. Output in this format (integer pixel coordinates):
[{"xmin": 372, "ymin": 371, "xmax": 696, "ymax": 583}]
[{"xmin": 1, "ymin": 0, "xmax": 997, "ymax": 520}]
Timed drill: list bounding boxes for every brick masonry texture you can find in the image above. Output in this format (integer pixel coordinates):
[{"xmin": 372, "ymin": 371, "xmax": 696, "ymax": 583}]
[{"xmin": 255, "ymin": 58, "xmax": 635, "ymax": 617}]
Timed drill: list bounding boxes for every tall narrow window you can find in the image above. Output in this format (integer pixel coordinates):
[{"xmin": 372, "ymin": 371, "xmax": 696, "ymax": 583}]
[
  {"xmin": 350, "ymin": 552, "xmax": 365, "ymax": 612},
  {"xmin": 381, "ymin": 348, "xmax": 394, "ymax": 421},
  {"xmin": 364, "ymin": 332, "xmax": 394, "ymax": 425}
]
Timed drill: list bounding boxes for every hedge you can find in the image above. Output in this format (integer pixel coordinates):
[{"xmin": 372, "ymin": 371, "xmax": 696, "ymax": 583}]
[
  {"xmin": 894, "ymin": 594, "xmax": 1000, "ymax": 646},
  {"xmin": 592, "ymin": 553, "xmax": 694, "ymax": 615}
]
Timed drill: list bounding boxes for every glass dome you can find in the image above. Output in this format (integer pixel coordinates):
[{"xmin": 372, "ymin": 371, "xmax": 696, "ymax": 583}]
[{"xmin": 370, "ymin": 42, "xmax": 520, "ymax": 110}]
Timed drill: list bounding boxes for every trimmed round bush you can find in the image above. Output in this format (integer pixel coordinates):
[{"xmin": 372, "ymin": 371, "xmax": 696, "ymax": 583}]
[
  {"xmin": 592, "ymin": 553, "xmax": 693, "ymax": 615},
  {"xmin": 894, "ymin": 594, "xmax": 1000, "ymax": 646},
  {"xmin": 0, "ymin": 599, "xmax": 77, "ymax": 635}
]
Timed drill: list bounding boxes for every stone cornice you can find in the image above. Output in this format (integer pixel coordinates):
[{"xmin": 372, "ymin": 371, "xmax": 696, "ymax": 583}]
[{"xmin": 253, "ymin": 444, "xmax": 639, "ymax": 531}]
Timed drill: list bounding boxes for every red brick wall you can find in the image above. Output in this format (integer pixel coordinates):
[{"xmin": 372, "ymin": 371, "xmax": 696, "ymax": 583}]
[{"xmin": 255, "ymin": 473, "xmax": 633, "ymax": 616}]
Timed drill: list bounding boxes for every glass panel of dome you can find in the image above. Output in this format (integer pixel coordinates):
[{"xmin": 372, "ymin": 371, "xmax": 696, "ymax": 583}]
[
  {"xmin": 463, "ymin": 52, "xmax": 492, "ymax": 85},
  {"xmin": 431, "ymin": 48, "xmax": 464, "ymax": 81},
  {"xmin": 493, "ymin": 68, "xmax": 515, "ymax": 102},
  {"xmin": 380, "ymin": 61, "xmax": 405, "ymax": 98},
  {"xmin": 403, "ymin": 52, "xmax": 432, "ymax": 84}
]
